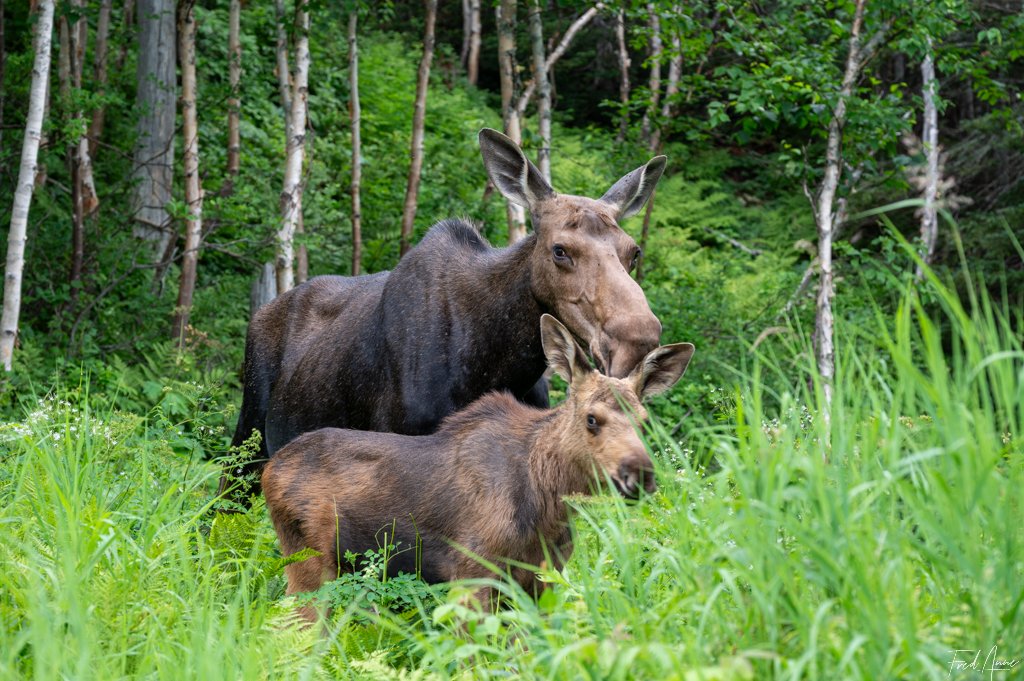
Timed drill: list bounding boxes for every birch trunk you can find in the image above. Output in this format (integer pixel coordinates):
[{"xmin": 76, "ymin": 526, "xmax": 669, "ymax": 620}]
[
  {"xmin": 640, "ymin": 4, "xmax": 661, "ymax": 146},
  {"xmin": 400, "ymin": 0, "xmax": 437, "ymax": 258},
  {"xmin": 2, "ymin": 0, "xmax": 55, "ymax": 371},
  {"xmin": 276, "ymin": 0, "xmax": 310, "ymax": 294},
  {"xmin": 225, "ymin": 0, "xmax": 241, "ymax": 189},
  {"xmin": 514, "ymin": 4, "xmax": 602, "ymax": 117},
  {"xmin": 60, "ymin": 0, "xmax": 98, "ymax": 295},
  {"xmin": 814, "ymin": 0, "xmax": 869, "ymax": 415},
  {"xmin": 172, "ymin": 0, "xmax": 203, "ymax": 347},
  {"xmin": 274, "ymin": 0, "xmax": 292, "ymax": 143},
  {"xmin": 348, "ymin": 12, "xmax": 362, "ymax": 275},
  {"xmin": 917, "ymin": 38, "xmax": 939, "ymax": 279},
  {"xmin": 133, "ymin": 0, "xmax": 177, "ymax": 261},
  {"xmin": 88, "ymin": 0, "xmax": 113, "ymax": 159},
  {"xmin": 615, "ymin": 9, "xmax": 631, "ymax": 142},
  {"xmin": 497, "ymin": 0, "xmax": 526, "ymax": 242},
  {"xmin": 527, "ymin": 0, "xmax": 551, "ymax": 183},
  {"xmin": 467, "ymin": 0, "xmax": 481, "ymax": 86},
  {"xmin": 0, "ymin": 0, "xmax": 5, "ymax": 151},
  {"xmin": 648, "ymin": 29, "xmax": 680, "ymax": 152}
]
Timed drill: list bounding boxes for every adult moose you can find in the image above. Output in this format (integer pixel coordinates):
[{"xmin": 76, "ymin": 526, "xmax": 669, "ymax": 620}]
[{"xmin": 221, "ymin": 129, "xmax": 667, "ymax": 499}]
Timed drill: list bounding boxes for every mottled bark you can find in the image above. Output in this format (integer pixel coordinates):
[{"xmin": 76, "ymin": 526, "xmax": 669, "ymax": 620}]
[
  {"xmin": 2, "ymin": 0, "xmax": 55, "ymax": 371},
  {"xmin": 527, "ymin": 0, "xmax": 551, "ymax": 182},
  {"xmin": 349, "ymin": 12, "xmax": 362, "ymax": 275},
  {"xmin": 400, "ymin": 0, "xmax": 437, "ymax": 258},
  {"xmin": 515, "ymin": 4, "xmax": 602, "ymax": 117},
  {"xmin": 615, "ymin": 9, "xmax": 631, "ymax": 142},
  {"xmin": 467, "ymin": 0, "xmax": 481, "ymax": 86},
  {"xmin": 640, "ymin": 4, "xmax": 661, "ymax": 146},
  {"xmin": 917, "ymin": 39, "xmax": 939, "ymax": 279},
  {"xmin": 815, "ymin": 0, "xmax": 870, "ymax": 415},
  {"xmin": 648, "ymin": 29, "xmax": 680, "ymax": 152},
  {"xmin": 497, "ymin": 0, "xmax": 526, "ymax": 242},
  {"xmin": 276, "ymin": 0, "xmax": 310, "ymax": 294},
  {"xmin": 172, "ymin": 0, "xmax": 203, "ymax": 347},
  {"xmin": 132, "ymin": 0, "xmax": 177, "ymax": 260},
  {"xmin": 225, "ymin": 0, "xmax": 241, "ymax": 189}
]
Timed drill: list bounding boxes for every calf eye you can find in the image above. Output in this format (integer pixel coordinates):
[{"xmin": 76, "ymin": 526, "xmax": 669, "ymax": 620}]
[
  {"xmin": 630, "ymin": 248, "xmax": 642, "ymax": 271},
  {"xmin": 553, "ymin": 245, "xmax": 573, "ymax": 265},
  {"xmin": 586, "ymin": 414, "xmax": 599, "ymax": 432}
]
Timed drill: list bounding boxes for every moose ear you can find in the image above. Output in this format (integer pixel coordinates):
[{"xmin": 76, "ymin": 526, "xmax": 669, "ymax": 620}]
[
  {"xmin": 630, "ymin": 342, "xmax": 694, "ymax": 400},
  {"xmin": 479, "ymin": 128, "xmax": 555, "ymax": 210},
  {"xmin": 600, "ymin": 155, "xmax": 667, "ymax": 220},
  {"xmin": 540, "ymin": 314, "xmax": 590, "ymax": 384}
]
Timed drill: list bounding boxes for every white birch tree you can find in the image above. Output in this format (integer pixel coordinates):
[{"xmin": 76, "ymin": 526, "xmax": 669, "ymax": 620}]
[{"xmin": 2, "ymin": 0, "xmax": 55, "ymax": 371}]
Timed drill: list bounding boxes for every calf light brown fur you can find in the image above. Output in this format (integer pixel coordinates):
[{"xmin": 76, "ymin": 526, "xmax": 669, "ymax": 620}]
[{"xmin": 262, "ymin": 315, "xmax": 694, "ymax": 619}]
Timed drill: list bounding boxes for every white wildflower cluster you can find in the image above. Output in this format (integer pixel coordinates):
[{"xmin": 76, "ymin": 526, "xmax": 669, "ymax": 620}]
[
  {"xmin": 1, "ymin": 395, "xmax": 121, "ymax": 448},
  {"xmin": 761, "ymin": 403, "xmax": 815, "ymax": 443}
]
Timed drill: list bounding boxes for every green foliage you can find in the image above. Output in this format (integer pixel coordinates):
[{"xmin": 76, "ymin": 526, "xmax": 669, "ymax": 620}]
[{"xmin": 298, "ymin": 543, "xmax": 441, "ymax": 623}]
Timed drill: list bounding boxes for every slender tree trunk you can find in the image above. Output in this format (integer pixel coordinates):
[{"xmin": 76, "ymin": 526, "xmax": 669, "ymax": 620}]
[
  {"xmin": 60, "ymin": 0, "xmax": 97, "ymax": 297},
  {"xmin": 2, "ymin": 0, "xmax": 55, "ymax": 372},
  {"xmin": 224, "ymin": 0, "xmax": 241, "ymax": 191},
  {"xmin": 648, "ymin": 28, "xmax": 680, "ymax": 152},
  {"xmin": 276, "ymin": 0, "xmax": 310, "ymax": 294},
  {"xmin": 815, "ymin": 0, "xmax": 871, "ymax": 415},
  {"xmin": 1, "ymin": 0, "xmax": 7, "ymax": 151},
  {"xmin": 348, "ymin": 11, "xmax": 362, "ymax": 275},
  {"xmin": 115, "ymin": 0, "xmax": 135, "ymax": 72},
  {"xmin": 274, "ymin": 0, "xmax": 291, "ymax": 133},
  {"xmin": 497, "ymin": 0, "xmax": 526, "ymax": 242},
  {"xmin": 88, "ymin": 0, "xmax": 113, "ymax": 159},
  {"xmin": 172, "ymin": 0, "xmax": 203, "ymax": 347},
  {"xmin": 527, "ymin": 0, "xmax": 551, "ymax": 183},
  {"xmin": 467, "ymin": 0, "xmax": 481, "ymax": 86},
  {"xmin": 640, "ymin": 4, "xmax": 661, "ymax": 146},
  {"xmin": 515, "ymin": 4, "xmax": 602, "ymax": 117},
  {"xmin": 400, "ymin": 0, "xmax": 437, "ymax": 258},
  {"xmin": 34, "ymin": 57, "xmax": 51, "ymax": 190},
  {"xmin": 461, "ymin": 0, "xmax": 470, "ymax": 68},
  {"xmin": 615, "ymin": 9, "xmax": 631, "ymax": 143},
  {"xmin": 917, "ymin": 37, "xmax": 939, "ymax": 279},
  {"xmin": 133, "ymin": 0, "xmax": 177, "ymax": 262}
]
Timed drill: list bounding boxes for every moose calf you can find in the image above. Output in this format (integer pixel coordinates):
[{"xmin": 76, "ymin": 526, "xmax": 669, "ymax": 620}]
[{"xmin": 262, "ymin": 315, "xmax": 694, "ymax": 618}]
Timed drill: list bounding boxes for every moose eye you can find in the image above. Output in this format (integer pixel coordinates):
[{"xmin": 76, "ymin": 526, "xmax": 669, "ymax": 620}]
[
  {"xmin": 552, "ymin": 245, "xmax": 572, "ymax": 265},
  {"xmin": 630, "ymin": 248, "xmax": 642, "ymax": 271},
  {"xmin": 586, "ymin": 414, "xmax": 599, "ymax": 432}
]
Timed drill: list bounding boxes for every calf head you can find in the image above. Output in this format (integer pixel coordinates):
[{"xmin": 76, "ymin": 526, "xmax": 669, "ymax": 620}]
[
  {"xmin": 479, "ymin": 129, "xmax": 667, "ymax": 378},
  {"xmin": 540, "ymin": 314, "xmax": 695, "ymax": 498}
]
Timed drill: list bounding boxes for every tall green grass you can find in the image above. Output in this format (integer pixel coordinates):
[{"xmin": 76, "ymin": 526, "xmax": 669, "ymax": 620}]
[{"xmin": 0, "ymin": 267, "xmax": 1020, "ymax": 679}]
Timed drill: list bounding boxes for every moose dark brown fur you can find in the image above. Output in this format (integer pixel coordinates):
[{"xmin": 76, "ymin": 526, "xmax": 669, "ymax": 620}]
[
  {"xmin": 224, "ymin": 129, "xmax": 667, "ymax": 498},
  {"xmin": 262, "ymin": 315, "xmax": 694, "ymax": 618}
]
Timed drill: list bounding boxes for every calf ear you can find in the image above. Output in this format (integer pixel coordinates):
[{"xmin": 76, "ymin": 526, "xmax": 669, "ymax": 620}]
[
  {"xmin": 479, "ymin": 128, "xmax": 554, "ymax": 210},
  {"xmin": 631, "ymin": 343, "xmax": 694, "ymax": 399},
  {"xmin": 540, "ymin": 314, "xmax": 591, "ymax": 384},
  {"xmin": 600, "ymin": 156, "xmax": 667, "ymax": 220}
]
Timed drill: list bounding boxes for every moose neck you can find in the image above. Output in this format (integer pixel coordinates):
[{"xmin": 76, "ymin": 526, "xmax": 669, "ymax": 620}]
[
  {"xmin": 524, "ymin": 405, "xmax": 593, "ymax": 535},
  {"xmin": 456, "ymin": 234, "xmax": 548, "ymax": 385}
]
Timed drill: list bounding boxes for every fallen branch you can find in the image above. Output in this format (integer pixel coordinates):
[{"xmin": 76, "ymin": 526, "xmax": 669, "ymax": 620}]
[{"xmin": 704, "ymin": 227, "xmax": 762, "ymax": 256}]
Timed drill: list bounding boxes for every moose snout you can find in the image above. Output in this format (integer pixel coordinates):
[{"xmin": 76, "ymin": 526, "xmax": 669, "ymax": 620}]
[
  {"xmin": 615, "ymin": 452, "xmax": 657, "ymax": 499},
  {"xmin": 599, "ymin": 314, "xmax": 662, "ymax": 377}
]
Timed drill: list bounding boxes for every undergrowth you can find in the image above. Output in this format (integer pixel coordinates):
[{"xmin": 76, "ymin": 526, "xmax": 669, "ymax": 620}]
[{"xmin": 0, "ymin": 264, "xmax": 1020, "ymax": 679}]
